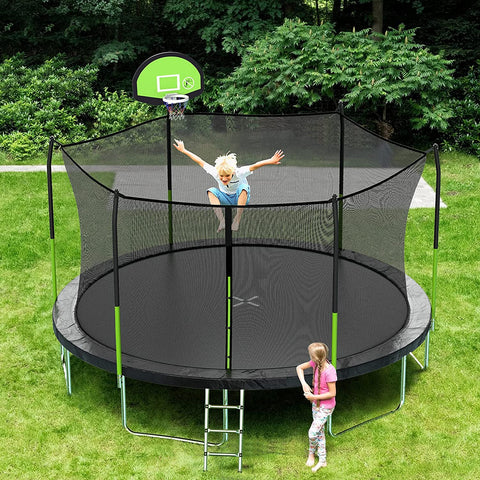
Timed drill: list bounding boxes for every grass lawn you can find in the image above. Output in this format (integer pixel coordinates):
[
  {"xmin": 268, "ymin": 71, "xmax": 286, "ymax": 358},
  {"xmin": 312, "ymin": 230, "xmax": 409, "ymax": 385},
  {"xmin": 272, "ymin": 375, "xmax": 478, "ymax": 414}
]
[{"xmin": 0, "ymin": 150, "xmax": 479, "ymax": 479}]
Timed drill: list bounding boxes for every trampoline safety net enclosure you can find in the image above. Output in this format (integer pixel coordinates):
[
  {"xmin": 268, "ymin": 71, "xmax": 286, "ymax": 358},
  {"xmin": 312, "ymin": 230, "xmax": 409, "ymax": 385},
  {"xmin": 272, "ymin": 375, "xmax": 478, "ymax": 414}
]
[{"xmin": 52, "ymin": 112, "xmax": 432, "ymax": 390}]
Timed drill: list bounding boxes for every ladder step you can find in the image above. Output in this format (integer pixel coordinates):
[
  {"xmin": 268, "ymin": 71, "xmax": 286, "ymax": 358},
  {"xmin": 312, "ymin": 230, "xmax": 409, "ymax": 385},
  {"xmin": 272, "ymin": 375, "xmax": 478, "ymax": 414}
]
[
  {"xmin": 207, "ymin": 452, "xmax": 240, "ymax": 458},
  {"xmin": 208, "ymin": 428, "xmax": 239, "ymax": 434},
  {"xmin": 208, "ymin": 405, "xmax": 241, "ymax": 410},
  {"xmin": 204, "ymin": 389, "xmax": 245, "ymax": 472}
]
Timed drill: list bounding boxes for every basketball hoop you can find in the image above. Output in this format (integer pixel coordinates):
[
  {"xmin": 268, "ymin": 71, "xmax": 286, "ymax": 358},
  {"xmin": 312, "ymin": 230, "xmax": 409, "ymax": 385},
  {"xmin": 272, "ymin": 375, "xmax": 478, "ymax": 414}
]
[{"xmin": 163, "ymin": 93, "xmax": 189, "ymax": 120}]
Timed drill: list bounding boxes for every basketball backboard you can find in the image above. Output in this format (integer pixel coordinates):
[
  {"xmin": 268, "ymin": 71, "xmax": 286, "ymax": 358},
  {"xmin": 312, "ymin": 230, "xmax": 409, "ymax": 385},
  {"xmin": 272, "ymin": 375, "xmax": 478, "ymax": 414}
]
[{"xmin": 132, "ymin": 52, "xmax": 204, "ymax": 105}]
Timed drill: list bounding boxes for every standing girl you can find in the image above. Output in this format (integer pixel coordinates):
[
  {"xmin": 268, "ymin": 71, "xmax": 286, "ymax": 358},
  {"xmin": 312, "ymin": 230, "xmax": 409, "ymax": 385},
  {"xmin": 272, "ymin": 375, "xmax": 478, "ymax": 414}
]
[{"xmin": 296, "ymin": 342, "xmax": 337, "ymax": 472}]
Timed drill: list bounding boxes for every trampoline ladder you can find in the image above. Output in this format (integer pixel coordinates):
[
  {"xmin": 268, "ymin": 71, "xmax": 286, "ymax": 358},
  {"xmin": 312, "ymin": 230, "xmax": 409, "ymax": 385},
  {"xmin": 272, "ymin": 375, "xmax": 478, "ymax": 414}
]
[{"xmin": 204, "ymin": 389, "xmax": 245, "ymax": 472}]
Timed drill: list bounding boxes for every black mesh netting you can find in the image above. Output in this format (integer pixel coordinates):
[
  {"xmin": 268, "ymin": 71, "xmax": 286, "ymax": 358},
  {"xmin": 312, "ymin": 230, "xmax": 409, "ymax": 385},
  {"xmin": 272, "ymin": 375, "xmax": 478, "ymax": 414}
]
[{"xmin": 60, "ymin": 112, "xmax": 428, "ymax": 385}]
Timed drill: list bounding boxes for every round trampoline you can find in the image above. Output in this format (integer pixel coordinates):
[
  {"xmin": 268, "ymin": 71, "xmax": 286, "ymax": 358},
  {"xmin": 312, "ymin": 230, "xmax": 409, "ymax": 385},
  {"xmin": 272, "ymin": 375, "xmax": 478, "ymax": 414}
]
[{"xmin": 50, "ymin": 112, "xmax": 434, "ymax": 391}]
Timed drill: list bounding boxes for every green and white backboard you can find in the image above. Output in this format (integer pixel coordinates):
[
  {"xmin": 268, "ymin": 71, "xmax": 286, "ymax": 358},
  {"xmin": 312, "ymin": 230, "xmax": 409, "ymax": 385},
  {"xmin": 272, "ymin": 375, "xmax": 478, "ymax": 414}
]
[{"xmin": 132, "ymin": 51, "xmax": 204, "ymax": 105}]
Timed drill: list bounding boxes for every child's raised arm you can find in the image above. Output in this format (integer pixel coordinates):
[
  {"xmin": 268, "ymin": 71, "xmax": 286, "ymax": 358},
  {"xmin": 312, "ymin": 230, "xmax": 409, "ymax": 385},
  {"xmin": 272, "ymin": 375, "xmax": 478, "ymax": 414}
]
[
  {"xmin": 173, "ymin": 139, "xmax": 206, "ymax": 168},
  {"xmin": 247, "ymin": 149, "xmax": 284, "ymax": 172},
  {"xmin": 296, "ymin": 361, "xmax": 313, "ymax": 394}
]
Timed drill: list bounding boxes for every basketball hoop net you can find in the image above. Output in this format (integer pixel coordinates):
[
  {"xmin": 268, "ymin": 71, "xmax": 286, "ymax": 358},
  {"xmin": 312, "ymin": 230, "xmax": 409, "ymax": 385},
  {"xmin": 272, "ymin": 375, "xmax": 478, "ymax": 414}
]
[{"xmin": 163, "ymin": 93, "xmax": 189, "ymax": 120}]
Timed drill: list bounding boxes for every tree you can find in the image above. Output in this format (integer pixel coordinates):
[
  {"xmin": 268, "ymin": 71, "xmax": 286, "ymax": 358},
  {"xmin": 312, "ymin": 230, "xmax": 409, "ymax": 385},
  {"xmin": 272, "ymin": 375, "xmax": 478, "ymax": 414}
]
[
  {"xmin": 443, "ymin": 61, "xmax": 480, "ymax": 156},
  {"xmin": 215, "ymin": 19, "xmax": 455, "ymax": 137},
  {"xmin": 411, "ymin": 0, "xmax": 480, "ymax": 76},
  {"xmin": 163, "ymin": 0, "xmax": 311, "ymax": 56},
  {"xmin": 0, "ymin": 0, "xmax": 168, "ymax": 89},
  {"xmin": 325, "ymin": 0, "xmax": 480, "ymax": 77},
  {"xmin": 372, "ymin": 0, "xmax": 383, "ymax": 33}
]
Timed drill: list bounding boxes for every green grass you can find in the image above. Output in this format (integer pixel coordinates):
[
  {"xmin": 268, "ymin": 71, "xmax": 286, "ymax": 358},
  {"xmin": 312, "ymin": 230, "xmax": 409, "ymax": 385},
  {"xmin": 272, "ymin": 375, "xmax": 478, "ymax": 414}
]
[{"xmin": 1, "ymin": 151, "xmax": 479, "ymax": 479}]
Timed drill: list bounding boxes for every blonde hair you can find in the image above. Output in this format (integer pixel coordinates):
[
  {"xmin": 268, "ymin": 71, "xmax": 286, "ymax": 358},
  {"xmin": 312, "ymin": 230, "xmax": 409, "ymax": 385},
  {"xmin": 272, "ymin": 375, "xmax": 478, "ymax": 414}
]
[
  {"xmin": 215, "ymin": 153, "xmax": 237, "ymax": 176},
  {"xmin": 308, "ymin": 342, "xmax": 329, "ymax": 372}
]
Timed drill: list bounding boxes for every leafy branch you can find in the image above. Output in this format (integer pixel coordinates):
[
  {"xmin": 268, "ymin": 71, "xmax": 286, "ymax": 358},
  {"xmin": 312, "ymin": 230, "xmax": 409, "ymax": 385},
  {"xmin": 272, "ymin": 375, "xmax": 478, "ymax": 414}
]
[{"xmin": 215, "ymin": 19, "xmax": 455, "ymax": 134}]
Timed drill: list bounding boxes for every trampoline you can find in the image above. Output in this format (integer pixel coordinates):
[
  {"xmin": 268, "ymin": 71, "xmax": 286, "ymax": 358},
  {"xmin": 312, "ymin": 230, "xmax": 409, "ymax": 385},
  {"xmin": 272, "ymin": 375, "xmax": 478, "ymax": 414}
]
[
  {"xmin": 48, "ymin": 111, "xmax": 439, "ymax": 449},
  {"xmin": 53, "ymin": 244, "xmax": 431, "ymax": 389}
]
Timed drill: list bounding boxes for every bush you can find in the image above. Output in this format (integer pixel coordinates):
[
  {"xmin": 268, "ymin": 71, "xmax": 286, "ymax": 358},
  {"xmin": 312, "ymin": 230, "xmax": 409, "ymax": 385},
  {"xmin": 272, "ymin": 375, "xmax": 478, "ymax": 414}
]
[
  {"xmin": 0, "ymin": 55, "xmax": 96, "ymax": 159},
  {"xmin": 443, "ymin": 63, "xmax": 480, "ymax": 157},
  {"xmin": 215, "ymin": 19, "xmax": 456, "ymax": 138},
  {"xmin": 0, "ymin": 55, "xmax": 162, "ymax": 161},
  {"xmin": 82, "ymin": 89, "xmax": 161, "ymax": 138},
  {"xmin": 0, "ymin": 132, "xmax": 37, "ymax": 162}
]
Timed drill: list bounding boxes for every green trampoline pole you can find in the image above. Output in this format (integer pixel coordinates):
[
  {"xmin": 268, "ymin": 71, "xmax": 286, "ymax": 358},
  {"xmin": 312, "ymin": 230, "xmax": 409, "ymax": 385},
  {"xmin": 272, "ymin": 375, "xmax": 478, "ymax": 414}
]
[
  {"xmin": 331, "ymin": 313, "xmax": 338, "ymax": 368},
  {"xmin": 431, "ymin": 248, "xmax": 439, "ymax": 326},
  {"xmin": 328, "ymin": 195, "xmax": 339, "ymax": 436},
  {"xmin": 112, "ymin": 190, "xmax": 123, "ymax": 386},
  {"xmin": 426, "ymin": 144, "xmax": 441, "ymax": 369},
  {"xmin": 331, "ymin": 194, "xmax": 339, "ymax": 369},
  {"xmin": 431, "ymin": 143, "xmax": 441, "ymax": 333},
  {"xmin": 225, "ymin": 206, "xmax": 233, "ymax": 371},
  {"xmin": 47, "ymin": 136, "xmax": 57, "ymax": 303},
  {"xmin": 48, "ymin": 136, "xmax": 72, "ymax": 395}
]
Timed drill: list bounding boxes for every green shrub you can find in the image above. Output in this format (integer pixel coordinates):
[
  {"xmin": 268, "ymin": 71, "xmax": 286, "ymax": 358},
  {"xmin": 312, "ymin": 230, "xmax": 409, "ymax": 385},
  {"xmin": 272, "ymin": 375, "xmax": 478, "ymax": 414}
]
[
  {"xmin": 0, "ymin": 55, "xmax": 162, "ymax": 161},
  {"xmin": 443, "ymin": 63, "xmax": 480, "ymax": 157},
  {"xmin": 82, "ymin": 89, "xmax": 161, "ymax": 138},
  {"xmin": 0, "ymin": 132, "xmax": 37, "ymax": 162},
  {"xmin": 215, "ymin": 19, "xmax": 455, "ymax": 137},
  {"xmin": 0, "ymin": 55, "xmax": 95, "ymax": 159}
]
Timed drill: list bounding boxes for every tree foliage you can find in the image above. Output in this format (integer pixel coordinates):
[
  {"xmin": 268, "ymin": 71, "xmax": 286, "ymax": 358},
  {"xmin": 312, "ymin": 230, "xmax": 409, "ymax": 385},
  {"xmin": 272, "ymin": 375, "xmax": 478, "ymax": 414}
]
[
  {"xmin": 0, "ymin": 55, "xmax": 95, "ymax": 159},
  {"xmin": 0, "ymin": 0, "xmax": 165, "ymax": 89},
  {"xmin": 215, "ymin": 19, "xmax": 455, "ymax": 135},
  {"xmin": 0, "ymin": 55, "xmax": 159, "ymax": 159},
  {"xmin": 163, "ymin": 0, "xmax": 311, "ymax": 55},
  {"xmin": 387, "ymin": 0, "xmax": 480, "ymax": 76},
  {"xmin": 443, "ymin": 62, "xmax": 480, "ymax": 156},
  {"xmin": 0, "ymin": 1, "xmax": 478, "ymax": 154}
]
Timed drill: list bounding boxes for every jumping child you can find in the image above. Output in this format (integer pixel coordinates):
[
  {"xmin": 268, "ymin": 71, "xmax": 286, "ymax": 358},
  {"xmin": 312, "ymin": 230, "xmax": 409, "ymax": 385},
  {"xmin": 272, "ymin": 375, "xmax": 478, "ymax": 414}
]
[
  {"xmin": 173, "ymin": 139, "xmax": 284, "ymax": 232},
  {"xmin": 296, "ymin": 342, "xmax": 337, "ymax": 472}
]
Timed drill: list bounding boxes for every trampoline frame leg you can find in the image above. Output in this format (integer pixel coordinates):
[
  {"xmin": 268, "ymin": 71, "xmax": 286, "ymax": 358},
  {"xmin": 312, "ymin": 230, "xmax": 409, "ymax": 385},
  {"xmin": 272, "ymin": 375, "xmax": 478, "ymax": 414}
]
[
  {"xmin": 409, "ymin": 350, "xmax": 427, "ymax": 370},
  {"xmin": 60, "ymin": 345, "xmax": 72, "ymax": 396},
  {"xmin": 118, "ymin": 376, "xmax": 228, "ymax": 449},
  {"xmin": 424, "ymin": 328, "xmax": 431, "ymax": 369},
  {"xmin": 327, "ymin": 355, "xmax": 409, "ymax": 436}
]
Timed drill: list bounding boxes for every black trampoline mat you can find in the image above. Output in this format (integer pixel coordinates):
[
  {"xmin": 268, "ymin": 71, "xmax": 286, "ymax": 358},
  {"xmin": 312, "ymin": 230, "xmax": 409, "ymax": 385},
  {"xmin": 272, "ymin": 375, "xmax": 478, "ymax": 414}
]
[
  {"xmin": 55, "ymin": 245, "xmax": 431, "ymax": 388},
  {"xmin": 75, "ymin": 247, "xmax": 406, "ymax": 367}
]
